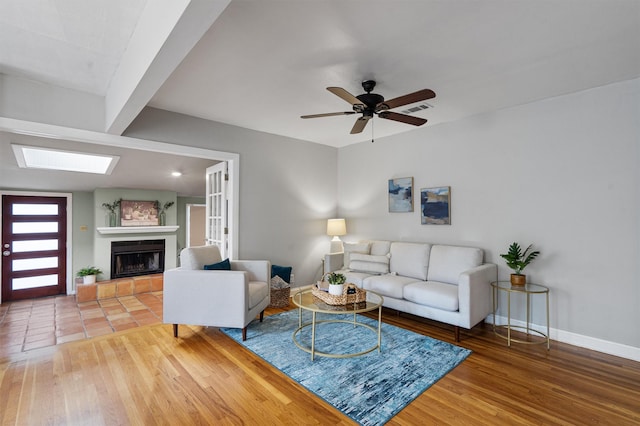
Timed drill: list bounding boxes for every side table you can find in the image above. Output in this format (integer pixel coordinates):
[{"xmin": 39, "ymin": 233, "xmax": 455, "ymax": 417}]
[{"xmin": 491, "ymin": 281, "xmax": 550, "ymax": 350}]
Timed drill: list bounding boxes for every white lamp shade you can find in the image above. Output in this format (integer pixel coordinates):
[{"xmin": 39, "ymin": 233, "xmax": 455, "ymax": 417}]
[{"xmin": 327, "ymin": 218, "xmax": 347, "ymax": 236}]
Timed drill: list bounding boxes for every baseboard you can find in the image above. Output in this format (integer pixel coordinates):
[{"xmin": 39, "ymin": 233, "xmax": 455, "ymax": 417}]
[{"xmin": 488, "ymin": 314, "xmax": 640, "ymax": 362}]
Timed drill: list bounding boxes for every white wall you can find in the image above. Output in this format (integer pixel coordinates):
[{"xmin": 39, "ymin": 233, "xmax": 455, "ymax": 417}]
[
  {"xmin": 0, "ymin": 74, "xmax": 105, "ymax": 131},
  {"xmin": 125, "ymin": 108, "xmax": 338, "ymax": 287},
  {"xmin": 338, "ymin": 78, "xmax": 640, "ymax": 354}
]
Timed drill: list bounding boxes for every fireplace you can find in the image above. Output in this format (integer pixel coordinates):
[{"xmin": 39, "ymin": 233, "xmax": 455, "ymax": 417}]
[{"xmin": 111, "ymin": 240, "xmax": 165, "ymax": 279}]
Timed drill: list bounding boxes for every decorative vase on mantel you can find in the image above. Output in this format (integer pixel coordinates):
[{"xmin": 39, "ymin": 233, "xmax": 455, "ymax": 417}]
[
  {"xmin": 159, "ymin": 211, "xmax": 166, "ymax": 226},
  {"xmin": 108, "ymin": 212, "xmax": 117, "ymax": 227}
]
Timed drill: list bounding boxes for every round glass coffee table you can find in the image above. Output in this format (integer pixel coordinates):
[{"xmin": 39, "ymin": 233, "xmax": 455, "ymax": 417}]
[{"xmin": 291, "ymin": 288, "xmax": 384, "ymax": 360}]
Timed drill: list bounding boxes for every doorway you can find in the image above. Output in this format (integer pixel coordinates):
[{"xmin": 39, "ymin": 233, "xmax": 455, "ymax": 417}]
[
  {"xmin": 1, "ymin": 194, "xmax": 68, "ymax": 301},
  {"xmin": 186, "ymin": 204, "xmax": 206, "ymax": 247}
]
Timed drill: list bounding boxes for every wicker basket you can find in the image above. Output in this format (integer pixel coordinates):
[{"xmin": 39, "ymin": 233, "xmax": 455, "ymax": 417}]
[
  {"xmin": 312, "ymin": 284, "xmax": 366, "ymax": 306},
  {"xmin": 269, "ymin": 286, "xmax": 290, "ymax": 308}
]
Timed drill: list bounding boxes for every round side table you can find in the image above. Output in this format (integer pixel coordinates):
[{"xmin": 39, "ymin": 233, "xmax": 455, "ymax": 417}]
[{"xmin": 491, "ymin": 281, "xmax": 550, "ymax": 350}]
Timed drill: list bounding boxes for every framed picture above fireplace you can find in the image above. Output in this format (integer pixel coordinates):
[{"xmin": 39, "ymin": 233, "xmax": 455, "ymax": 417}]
[{"xmin": 120, "ymin": 200, "xmax": 159, "ymax": 227}]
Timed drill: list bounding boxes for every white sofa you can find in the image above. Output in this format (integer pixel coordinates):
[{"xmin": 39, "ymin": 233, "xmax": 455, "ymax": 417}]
[
  {"xmin": 163, "ymin": 245, "xmax": 270, "ymax": 341},
  {"xmin": 324, "ymin": 240, "xmax": 497, "ymax": 341}
]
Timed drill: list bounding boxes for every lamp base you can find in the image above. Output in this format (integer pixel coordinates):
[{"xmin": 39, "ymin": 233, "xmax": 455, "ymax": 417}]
[{"xmin": 329, "ymin": 236, "xmax": 344, "ymax": 254}]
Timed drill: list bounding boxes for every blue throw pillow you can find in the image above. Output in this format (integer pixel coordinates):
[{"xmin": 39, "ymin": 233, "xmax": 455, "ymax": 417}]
[
  {"xmin": 204, "ymin": 258, "xmax": 231, "ymax": 270},
  {"xmin": 271, "ymin": 264, "xmax": 292, "ymax": 283}
]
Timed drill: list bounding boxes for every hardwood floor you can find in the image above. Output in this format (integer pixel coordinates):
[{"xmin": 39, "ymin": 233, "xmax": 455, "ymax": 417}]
[{"xmin": 1, "ymin": 305, "xmax": 638, "ymax": 425}]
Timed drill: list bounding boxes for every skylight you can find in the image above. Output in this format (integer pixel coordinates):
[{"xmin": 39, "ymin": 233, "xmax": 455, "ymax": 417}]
[{"xmin": 12, "ymin": 144, "xmax": 120, "ymax": 175}]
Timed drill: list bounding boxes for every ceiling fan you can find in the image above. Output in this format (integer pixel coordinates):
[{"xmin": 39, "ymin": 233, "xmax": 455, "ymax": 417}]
[{"xmin": 301, "ymin": 80, "xmax": 436, "ymax": 134}]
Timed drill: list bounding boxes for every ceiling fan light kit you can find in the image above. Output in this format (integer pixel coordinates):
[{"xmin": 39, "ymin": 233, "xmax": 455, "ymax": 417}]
[{"xmin": 301, "ymin": 80, "xmax": 436, "ymax": 135}]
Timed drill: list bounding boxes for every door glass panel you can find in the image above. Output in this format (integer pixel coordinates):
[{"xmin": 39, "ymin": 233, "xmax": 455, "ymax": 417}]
[
  {"xmin": 12, "ymin": 274, "xmax": 58, "ymax": 290},
  {"xmin": 12, "ymin": 239, "xmax": 59, "ymax": 252},
  {"xmin": 13, "ymin": 257, "xmax": 58, "ymax": 271},
  {"xmin": 12, "ymin": 204, "xmax": 59, "ymax": 215},
  {"xmin": 12, "ymin": 222, "xmax": 58, "ymax": 234}
]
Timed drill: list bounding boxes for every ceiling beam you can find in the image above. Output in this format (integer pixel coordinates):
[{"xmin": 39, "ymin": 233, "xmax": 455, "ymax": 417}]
[{"xmin": 104, "ymin": 0, "xmax": 231, "ymax": 135}]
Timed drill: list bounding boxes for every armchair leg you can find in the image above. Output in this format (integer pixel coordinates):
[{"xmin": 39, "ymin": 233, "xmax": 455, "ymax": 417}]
[
  {"xmin": 454, "ymin": 326, "xmax": 460, "ymax": 342},
  {"xmin": 260, "ymin": 310, "xmax": 265, "ymax": 322},
  {"xmin": 173, "ymin": 324, "xmax": 178, "ymax": 338},
  {"xmin": 242, "ymin": 327, "xmax": 247, "ymax": 341}
]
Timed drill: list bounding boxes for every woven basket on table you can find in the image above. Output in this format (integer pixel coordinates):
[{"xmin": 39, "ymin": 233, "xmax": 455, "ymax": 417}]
[
  {"xmin": 269, "ymin": 286, "xmax": 290, "ymax": 308},
  {"xmin": 312, "ymin": 283, "xmax": 366, "ymax": 306}
]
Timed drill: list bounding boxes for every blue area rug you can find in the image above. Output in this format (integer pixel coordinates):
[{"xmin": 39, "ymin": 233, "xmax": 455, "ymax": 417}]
[{"xmin": 221, "ymin": 309, "xmax": 471, "ymax": 425}]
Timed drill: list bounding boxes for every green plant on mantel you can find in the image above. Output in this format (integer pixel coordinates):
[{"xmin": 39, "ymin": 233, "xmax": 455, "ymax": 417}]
[
  {"xmin": 101, "ymin": 199, "xmax": 121, "ymax": 213},
  {"xmin": 154, "ymin": 200, "xmax": 175, "ymax": 215},
  {"xmin": 77, "ymin": 266, "xmax": 102, "ymax": 277}
]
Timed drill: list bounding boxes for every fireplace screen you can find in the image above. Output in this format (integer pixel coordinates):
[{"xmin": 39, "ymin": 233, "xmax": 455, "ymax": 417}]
[{"xmin": 111, "ymin": 240, "xmax": 165, "ymax": 279}]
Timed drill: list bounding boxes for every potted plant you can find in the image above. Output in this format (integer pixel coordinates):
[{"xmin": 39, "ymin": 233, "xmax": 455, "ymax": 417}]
[
  {"xmin": 325, "ymin": 272, "xmax": 346, "ymax": 295},
  {"xmin": 102, "ymin": 199, "xmax": 121, "ymax": 227},
  {"xmin": 154, "ymin": 200, "xmax": 175, "ymax": 226},
  {"xmin": 500, "ymin": 242, "xmax": 540, "ymax": 286},
  {"xmin": 77, "ymin": 266, "xmax": 102, "ymax": 284}
]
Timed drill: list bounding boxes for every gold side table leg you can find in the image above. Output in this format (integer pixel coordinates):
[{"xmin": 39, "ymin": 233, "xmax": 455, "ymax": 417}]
[
  {"xmin": 311, "ymin": 311, "xmax": 316, "ymax": 361},
  {"xmin": 507, "ymin": 291, "xmax": 511, "ymax": 347},
  {"xmin": 526, "ymin": 292, "xmax": 531, "ymax": 334},
  {"xmin": 377, "ymin": 306, "xmax": 382, "ymax": 352},
  {"xmin": 546, "ymin": 291, "xmax": 550, "ymax": 350}
]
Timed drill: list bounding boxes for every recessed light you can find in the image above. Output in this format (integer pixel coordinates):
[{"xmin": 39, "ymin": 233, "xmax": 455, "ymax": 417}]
[
  {"xmin": 11, "ymin": 144, "xmax": 119, "ymax": 175},
  {"xmin": 171, "ymin": 171, "xmax": 182, "ymax": 177}
]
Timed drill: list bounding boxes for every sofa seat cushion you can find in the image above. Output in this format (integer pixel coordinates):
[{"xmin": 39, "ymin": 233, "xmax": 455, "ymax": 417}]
[
  {"xmin": 248, "ymin": 281, "xmax": 269, "ymax": 309},
  {"xmin": 362, "ymin": 274, "xmax": 420, "ymax": 299},
  {"xmin": 403, "ymin": 281, "xmax": 459, "ymax": 312}
]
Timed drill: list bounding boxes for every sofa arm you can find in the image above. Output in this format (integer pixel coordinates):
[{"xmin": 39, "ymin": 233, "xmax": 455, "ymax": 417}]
[
  {"xmin": 324, "ymin": 252, "xmax": 344, "ymax": 274},
  {"xmin": 231, "ymin": 260, "xmax": 270, "ymax": 282},
  {"xmin": 457, "ymin": 263, "xmax": 498, "ymax": 329}
]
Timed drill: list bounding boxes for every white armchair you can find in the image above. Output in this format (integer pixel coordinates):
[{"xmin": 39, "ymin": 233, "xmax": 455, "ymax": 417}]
[{"xmin": 163, "ymin": 245, "xmax": 271, "ymax": 341}]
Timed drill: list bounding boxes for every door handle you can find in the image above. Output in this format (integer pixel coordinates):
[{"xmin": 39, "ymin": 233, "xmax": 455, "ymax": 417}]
[{"xmin": 2, "ymin": 250, "xmax": 10, "ymax": 257}]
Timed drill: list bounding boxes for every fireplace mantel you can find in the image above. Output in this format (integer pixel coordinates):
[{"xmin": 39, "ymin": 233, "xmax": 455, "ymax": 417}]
[{"xmin": 96, "ymin": 226, "xmax": 179, "ymax": 235}]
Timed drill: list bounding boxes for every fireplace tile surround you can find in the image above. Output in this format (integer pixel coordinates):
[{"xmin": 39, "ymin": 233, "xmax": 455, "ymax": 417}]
[{"xmin": 76, "ymin": 274, "xmax": 163, "ymax": 303}]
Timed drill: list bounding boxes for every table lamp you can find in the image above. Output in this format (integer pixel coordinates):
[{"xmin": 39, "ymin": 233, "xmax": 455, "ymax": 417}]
[{"xmin": 327, "ymin": 218, "xmax": 347, "ymax": 253}]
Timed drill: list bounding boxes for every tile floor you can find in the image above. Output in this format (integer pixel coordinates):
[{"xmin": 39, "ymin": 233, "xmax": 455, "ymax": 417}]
[{"xmin": 0, "ymin": 292, "xmax": 163, "ymax": 357}]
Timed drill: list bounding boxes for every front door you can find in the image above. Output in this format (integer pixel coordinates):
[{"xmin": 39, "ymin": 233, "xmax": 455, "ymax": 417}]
[{"xmin": 1, "ymin": 195, "xmax": 68, "ymax": 301}]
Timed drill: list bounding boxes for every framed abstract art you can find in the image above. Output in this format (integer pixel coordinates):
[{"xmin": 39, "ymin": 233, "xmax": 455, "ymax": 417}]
[{"xmin": 420, "ymin": 186, "xmax": 451, "ymax": 224}]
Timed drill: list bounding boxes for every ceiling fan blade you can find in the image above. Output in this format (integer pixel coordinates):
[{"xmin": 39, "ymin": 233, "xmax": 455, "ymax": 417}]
[
  {"xmin": 350, "ymin": 116, "xmax": 371, "ymax": 134},
  {"xmin": 327, "ymin": 87, "xmax": 365, "ymax": 108},
  {"xmin": 301, "ymin": 111, "xmax": 356, "ymax": 119},
  {"xmin": 378, "ymin": 111, "xmax": 427, "ymax": 126},
  {"xmin": 376, "ymin": 89, "xmax": 436, "ymax": 111}
]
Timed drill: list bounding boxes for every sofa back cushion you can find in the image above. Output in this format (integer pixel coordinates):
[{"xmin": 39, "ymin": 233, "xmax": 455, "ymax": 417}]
[
  {"xmin": 342, "ymin": 242, "xmax": 371, "ymax": 267},
  {"xmin": 427, "ymin": 245, "xmax": 484, "ymax": 285},
  {"xmin": 180, "ymin": 245, "xmax": 222, "ymax": 270},
  {"xmin": 369, "ymin": 240, "xmax": 391, "ymax": 256},
  {"xmin": 349, "ymin": 253, "xmax": 390, "ymax": 274},
  {"xmin": 389, "ymin": 242, "xmax": 431, "ymax": 281}
]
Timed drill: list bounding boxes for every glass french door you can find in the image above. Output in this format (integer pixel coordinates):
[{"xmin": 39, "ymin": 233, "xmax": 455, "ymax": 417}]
[
  {"xmin": 1, "ymin": 195, "xmax": 67, "ymax": 301},
  {"xmin": 206, "ymin": 162, "xmax": 228, "ymax": 258}
]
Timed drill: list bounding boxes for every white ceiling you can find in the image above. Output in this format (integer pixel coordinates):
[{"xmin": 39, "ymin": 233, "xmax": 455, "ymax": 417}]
[{"xmin": 0, "ymin": 0, "xmax": 639, "ymax": 192}]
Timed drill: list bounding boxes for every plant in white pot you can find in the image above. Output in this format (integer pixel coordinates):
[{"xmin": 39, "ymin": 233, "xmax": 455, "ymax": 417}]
[
  {"xmin": 77, "ymin": 266, "xmax": 102, "ymax": 284},
  {"xmin": 500, "ymin": 242, "xmax": 540, "ymax": 286},
  {"xmin": 325, "ymin": 272, "xmax": 346, "ymax": 296}
]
